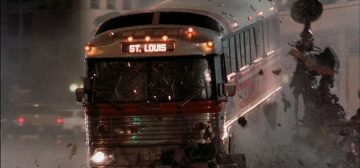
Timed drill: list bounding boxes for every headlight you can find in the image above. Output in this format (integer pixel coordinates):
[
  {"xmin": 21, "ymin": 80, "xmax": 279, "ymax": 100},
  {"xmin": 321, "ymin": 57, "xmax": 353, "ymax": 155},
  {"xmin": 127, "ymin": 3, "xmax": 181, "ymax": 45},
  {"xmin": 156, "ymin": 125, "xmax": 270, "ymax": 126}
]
[{"xmin": 90, "ymin": 150, "xmax": 115, "ymax": 165}]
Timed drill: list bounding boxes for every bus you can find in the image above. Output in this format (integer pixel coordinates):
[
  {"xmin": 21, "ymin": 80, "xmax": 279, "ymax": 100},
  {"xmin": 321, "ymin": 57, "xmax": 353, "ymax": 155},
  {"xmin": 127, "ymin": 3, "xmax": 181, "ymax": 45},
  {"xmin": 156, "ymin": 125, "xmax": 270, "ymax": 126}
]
[{"xmin": 76, "ymin": 1, "xmax": 281, "ymax": 167}]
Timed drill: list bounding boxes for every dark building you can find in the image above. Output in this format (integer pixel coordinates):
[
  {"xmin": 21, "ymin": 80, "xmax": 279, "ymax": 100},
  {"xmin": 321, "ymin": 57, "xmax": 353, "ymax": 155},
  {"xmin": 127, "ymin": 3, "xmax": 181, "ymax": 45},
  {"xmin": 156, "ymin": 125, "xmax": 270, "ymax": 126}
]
[{"xmin": 1, "ymin": 0, "xmax": 82, "ymax": 116}]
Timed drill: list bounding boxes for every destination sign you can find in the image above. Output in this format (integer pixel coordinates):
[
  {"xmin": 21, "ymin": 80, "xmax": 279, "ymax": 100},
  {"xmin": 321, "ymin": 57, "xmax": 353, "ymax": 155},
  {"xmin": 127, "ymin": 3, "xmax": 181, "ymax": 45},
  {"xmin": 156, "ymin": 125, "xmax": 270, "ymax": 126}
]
[{"xmin": 122, "ymin": 42, "xmax": 175, "ymax": 53}]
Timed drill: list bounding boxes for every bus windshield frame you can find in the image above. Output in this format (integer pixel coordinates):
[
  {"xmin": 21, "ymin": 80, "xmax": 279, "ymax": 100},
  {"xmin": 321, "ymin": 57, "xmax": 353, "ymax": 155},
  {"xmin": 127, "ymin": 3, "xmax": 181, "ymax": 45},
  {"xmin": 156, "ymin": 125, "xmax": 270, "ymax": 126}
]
[{"xmin": 86, "ymin": 56, "xmax": 216, "ymax": 104}]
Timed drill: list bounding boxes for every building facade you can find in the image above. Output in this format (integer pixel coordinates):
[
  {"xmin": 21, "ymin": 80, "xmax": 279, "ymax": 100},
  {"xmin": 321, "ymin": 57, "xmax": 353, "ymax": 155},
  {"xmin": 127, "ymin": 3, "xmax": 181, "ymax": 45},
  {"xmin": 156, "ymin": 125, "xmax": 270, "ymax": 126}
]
[{"xmin": 1, "ymin": 0, "xmax": 82, "ymax": 115}]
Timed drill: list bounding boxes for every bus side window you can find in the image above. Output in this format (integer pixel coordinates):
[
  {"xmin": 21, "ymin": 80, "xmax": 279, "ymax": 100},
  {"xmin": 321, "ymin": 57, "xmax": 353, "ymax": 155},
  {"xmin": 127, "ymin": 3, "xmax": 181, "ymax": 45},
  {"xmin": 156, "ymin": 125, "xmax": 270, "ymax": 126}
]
[
  {"xmin": 250, "ymin": 27, "xmax": 257, "ymax": 61},
  {"xmin": 263, "ymin": 20, "xmax": 269, "ymax": 55},
  {"xmin": 244, "ymin": 29, "xmax": 251, "ymax": 64},
  {"xmin": 222, "ymin": 39, "xmax": 231, "ymax": 74},
  {"xmin": 274, "ymin": 17, "xmax": 281, "ymax": 49},
  {"xmin": 229, "ymin": 36, "xmax": 237, "ymax": 72},
  {"xmin": 268, "ymin": 17, "xmax": 280, "ymax": 51},
  {"xmin": 235, "ymin": 34, "xmax": 241, "ymax": 70},
  {"xmin": 240, "ymin": 32, "xmax": 246, "ymax": 67},
  {"xmin": 255, "ymin": 23, "xmax": 264, "ymax": 58},
  {"xmin": 214, "ymin": 55, "xmax": 225, "ymax": 97}
]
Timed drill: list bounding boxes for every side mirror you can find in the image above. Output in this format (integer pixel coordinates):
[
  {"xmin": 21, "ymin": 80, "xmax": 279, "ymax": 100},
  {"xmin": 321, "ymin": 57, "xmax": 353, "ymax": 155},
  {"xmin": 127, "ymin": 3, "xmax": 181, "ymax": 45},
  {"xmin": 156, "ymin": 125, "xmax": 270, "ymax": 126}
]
[
  {"xmin": 75, "ymin": 88, "xmax": 84, "ymax": 102},
  {"xmin": 224, "ymin": 83, "xmax": 236, "ymax": 97}
]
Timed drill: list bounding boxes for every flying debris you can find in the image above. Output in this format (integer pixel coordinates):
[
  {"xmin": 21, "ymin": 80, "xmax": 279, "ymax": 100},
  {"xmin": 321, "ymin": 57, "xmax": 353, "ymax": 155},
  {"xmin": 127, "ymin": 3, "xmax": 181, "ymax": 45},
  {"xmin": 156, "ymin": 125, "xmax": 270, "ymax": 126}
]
[
  {"xmin": 258, "ymin": 69, "xmax": 264, "ymax": 75},
  {"xmin": 238, "ymin": 117, "xmax": 248, "ymax": 127}
]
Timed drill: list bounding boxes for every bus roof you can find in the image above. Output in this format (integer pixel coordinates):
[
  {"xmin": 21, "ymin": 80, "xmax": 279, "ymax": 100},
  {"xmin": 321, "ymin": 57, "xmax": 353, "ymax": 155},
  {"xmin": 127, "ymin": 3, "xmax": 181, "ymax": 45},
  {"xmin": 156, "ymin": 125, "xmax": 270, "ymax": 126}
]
[
  {"xmin": 123, "ymin": 0, "xmax": 277, "ymax": 34},
  {"xmin": 96, "ymin": 12, "xmax": 224, "ymax": 35}
]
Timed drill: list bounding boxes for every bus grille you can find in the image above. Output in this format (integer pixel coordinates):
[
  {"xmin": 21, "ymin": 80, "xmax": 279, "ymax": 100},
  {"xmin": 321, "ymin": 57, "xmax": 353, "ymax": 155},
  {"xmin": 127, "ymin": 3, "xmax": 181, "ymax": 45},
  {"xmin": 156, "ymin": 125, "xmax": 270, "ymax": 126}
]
[{"xmin": 86, "ymin": 113, "xmax": 219, "ymax": 145}]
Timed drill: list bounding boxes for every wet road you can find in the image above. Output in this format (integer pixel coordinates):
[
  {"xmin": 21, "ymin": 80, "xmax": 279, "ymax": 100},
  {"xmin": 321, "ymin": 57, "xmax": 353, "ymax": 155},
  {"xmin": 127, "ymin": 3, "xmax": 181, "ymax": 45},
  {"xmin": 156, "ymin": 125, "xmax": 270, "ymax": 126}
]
[{"xmin": 1, "ymin": 135, "xmax": 87, "ymax": 168}]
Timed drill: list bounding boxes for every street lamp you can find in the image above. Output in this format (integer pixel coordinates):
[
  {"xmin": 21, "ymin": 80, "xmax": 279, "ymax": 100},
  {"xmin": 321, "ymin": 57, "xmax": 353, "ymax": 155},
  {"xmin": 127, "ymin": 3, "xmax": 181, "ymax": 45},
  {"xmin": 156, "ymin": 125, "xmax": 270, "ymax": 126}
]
[{"xmin": 69, "ymin": 83, "xmax": 83, "ymax": 92}]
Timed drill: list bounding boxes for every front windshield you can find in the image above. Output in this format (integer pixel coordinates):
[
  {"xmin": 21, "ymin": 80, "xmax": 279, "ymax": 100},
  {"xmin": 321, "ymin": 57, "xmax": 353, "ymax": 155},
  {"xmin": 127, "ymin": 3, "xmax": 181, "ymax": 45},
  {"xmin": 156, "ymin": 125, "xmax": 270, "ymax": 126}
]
[{"xmin": 88, "ymin": 56, "xmax": 214, "ymax": 103}]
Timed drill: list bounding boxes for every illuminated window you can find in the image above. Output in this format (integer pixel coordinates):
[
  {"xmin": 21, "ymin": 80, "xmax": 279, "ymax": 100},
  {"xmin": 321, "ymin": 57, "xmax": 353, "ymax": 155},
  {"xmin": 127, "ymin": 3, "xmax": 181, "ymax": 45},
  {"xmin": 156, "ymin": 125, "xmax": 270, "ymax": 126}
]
[
  {"xmin": 107, "ymin": 0, "xmax": 115, "ymax": 9},
  {"xmin": 90, "ymin": 0, "xmax": 99, "ymax": 9}
]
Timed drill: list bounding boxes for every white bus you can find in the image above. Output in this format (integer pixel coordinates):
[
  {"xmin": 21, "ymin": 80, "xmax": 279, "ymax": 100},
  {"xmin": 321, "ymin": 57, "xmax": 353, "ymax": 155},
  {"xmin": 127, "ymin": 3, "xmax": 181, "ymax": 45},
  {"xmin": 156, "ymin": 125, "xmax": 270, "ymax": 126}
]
[{"xmin": 77, "ymin": 1, "xmax": 281, "ymax": 167}]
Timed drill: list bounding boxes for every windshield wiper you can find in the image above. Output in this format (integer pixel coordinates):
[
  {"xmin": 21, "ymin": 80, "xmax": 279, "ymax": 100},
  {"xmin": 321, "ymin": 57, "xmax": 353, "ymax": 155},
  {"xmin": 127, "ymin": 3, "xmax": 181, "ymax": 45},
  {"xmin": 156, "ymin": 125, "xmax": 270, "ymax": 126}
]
[
  {"xmin": 177, "ymin": 87, "xmax": 204, "ymax": 109},
  {"xmin": 93, "ymin": 85, "xmax": 123, "ymax": 111},
  {"xmin": 96, "ymin": 96, "xmax": 123, "ymax": 112},
  {"xmin": 107, "ymin": 100, "xmax": 123, "ymax": 111}
]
